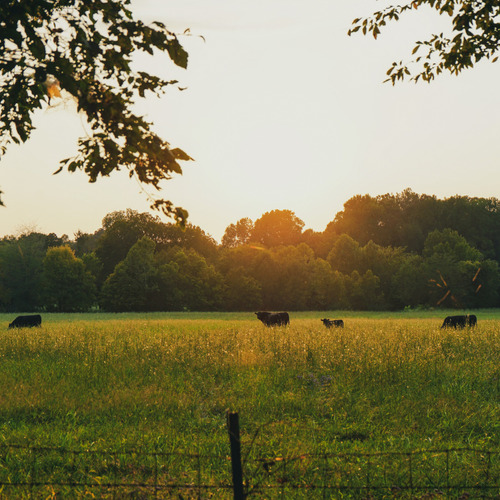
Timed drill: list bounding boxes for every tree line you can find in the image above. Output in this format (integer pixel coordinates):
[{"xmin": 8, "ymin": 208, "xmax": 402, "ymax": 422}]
[{"xmin": 1, "ymin": 189, "xmax": 499, "ymax": 313}]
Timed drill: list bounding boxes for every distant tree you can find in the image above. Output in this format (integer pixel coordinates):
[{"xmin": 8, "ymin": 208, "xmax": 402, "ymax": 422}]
[
  {"xmin": 80, "ymin": 252, "xmax": 103, "ymax": 284},
  {"xmin": 440, "ymin": 196, "xmax": 500, "ymax": 261},
  {"xmin": 166, "ymin": 247, "xmax": 224, "ymax": 311},
  {"xmin": 153, "ymin": 253, "xmax": 183, "ymax": 311},
  {"xmin": 423, "ymin": 228, "xmax": 483, "ymax": 263},
  {"xmin": 42, "ymin": 246, "xmax": 96, "ymax": 311},
  {"xmin": 222, "ymin": 268, "xmax": 262, "ymax": 311},
  {"xmin": 325, "ymin": 191, "xmax": 500, "ymax": 259},
  {"xmin": 305, "ymin": 258, "xmax": 348, "ymax": 310},
  {"xmin": 270, "ymin": 244, "xmax": 315, "ymax": 310},
  {"xmin": 0, "ymin": 0, "xmax": 191, "ymax": 221},
  {"xmin": 360, "ymin": 240, "xmax": 409, "ymax": 307},
  {"xmin": 222, "ymin": 218, "xmax": 254, "ymax": 248},
  {"xmin": 247, "ymin": 249, "xmax": 281, "ymax": 310},
  {"xmin": 95, "ymin": 210, "xmax": 218, "ymax": 281},
  {"xmin": 100, "ymin": 237, "xmax": 159, "ymax": 312},
  {"xmin": 154, "ymin": 223, "xmax": 218, "ymax": 261},
  {"xmin": 0, "ymin": 233, "xmax": 47, "ymax": 311},
  {"xmin": 301, "ymin": 228, "xmax": 335, "ymax": 259},
  {"xmin": 218, "ymin": 245, "xmax": 264, "ymax": 275},
  {"xmin": 346, "ymin": 270, "xmax": 384, "ymax": 310},
  {"xmin": 95, "ymin": 210, "xmax": 165, "ymax": 279},
  {"xmin": 327, "ymin": 234, "xmax": 363, "ymax": 274},
  {"xmin": 457, "ymin": 259, "xmax": 500, "ymax": 308},
  {"xmin": 252, "ymin": 210, "xmax": 305, "ymax": 247},
  {"xmin": 392, "ymin": 254, "xmax": 429, "ymax": 308},
  {"xmin": 326, "ymin": 190, "xmax": 441, "ymax": 251},
  {"xmin": 0, "ymin": 242, "xmax": 36, "ymax": 311},
  {"xmin": 349, "ymin": 0, "xmax": 500, "ymax": 84},
  {"xmin": 326, "ymin": 195, "xmax": 383, "ymax": 246},
  {"xmin": 422, "ymin": 229, "xmax": 496, "ymax": 308},
  {"xmin": 74, "ymin": 229, "xmax": 103, "ymax": 257}
]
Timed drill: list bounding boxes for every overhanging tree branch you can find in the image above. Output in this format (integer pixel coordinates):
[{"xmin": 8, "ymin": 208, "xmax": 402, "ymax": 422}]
[
  {"xmin": 349, "ymin": 0, "xmax": 500, "ymax": 84},
  {"xmin": 0, "ymin": 0, "xmax": 192, "ymax": 224}
]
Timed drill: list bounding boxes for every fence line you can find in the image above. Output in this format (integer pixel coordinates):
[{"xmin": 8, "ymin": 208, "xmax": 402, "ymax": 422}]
[
  {"xmin": 0, "ymin": 416, "xmax": 499, "ymax": 498},
  {"xmin": 0, "ymin": 443, "xmax": 233, "ymax": 498},
  {"xmin": 245, "ymin": 447, "xmax": 500, "ymax": 498}
]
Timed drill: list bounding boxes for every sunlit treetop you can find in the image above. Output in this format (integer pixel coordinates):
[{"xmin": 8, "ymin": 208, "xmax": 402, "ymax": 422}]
[
  {"xmin": 0, "ymin": 0, "xmax": 192, "ymax": 224},
  {"xmin": 349, "ymin": 0, "xmax": 500, "ymax": 84}
]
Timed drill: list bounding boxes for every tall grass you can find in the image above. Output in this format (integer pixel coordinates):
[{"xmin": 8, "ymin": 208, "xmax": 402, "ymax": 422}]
[
  {"xmin": 0, "ymin": 313, "xmax": 498, "ymax": 456},
  {"xmin": 0, "ymin": 313, "xmax": 499, "ymax": 497}
]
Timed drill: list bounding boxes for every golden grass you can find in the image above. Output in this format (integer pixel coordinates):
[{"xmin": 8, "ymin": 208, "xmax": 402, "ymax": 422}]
[{"xmin": 0, "ymin": 316, "xmax": 497, "ymax": 453}]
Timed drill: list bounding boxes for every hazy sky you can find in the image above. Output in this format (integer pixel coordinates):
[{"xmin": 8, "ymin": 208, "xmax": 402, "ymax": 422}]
[{"xmin": 2, "ymin": 0, "xmax": 500, "ymax": 242}]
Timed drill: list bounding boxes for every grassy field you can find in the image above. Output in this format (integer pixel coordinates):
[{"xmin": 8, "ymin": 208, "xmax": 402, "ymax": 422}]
[{"xmin": 0, "ymin": 310, "xmax": 499, "ymax": 497}]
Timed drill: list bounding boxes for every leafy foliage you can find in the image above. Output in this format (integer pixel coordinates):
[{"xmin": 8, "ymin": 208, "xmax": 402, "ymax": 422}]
[
  {"xmin": 94, "ymin": 209, "xmax": 217, "ymax": 281},
  {"xmin": 349, "ymin": 0, "xmax": 500, "ymax": 84},
  {"xmin": 101, "ymin": 237, "xmax": 159, "ymax": 311},
  {"xmin": 221, "ymin": 218, "xmax": 254, "ymax": 248},
  {"xmin": 42, "ymin": 246, "xmax": 96, "ymax": 311},
  {"xmin": 0, "ymin": 0, "xmax": 191, "ymax": 221},
  {"xmin": 0, "ymin": 232, "xmax": 66, "ymax": 311},
  {"xmin": 327, "ymin": 190, "xmax": 500, "ymax": 260},
  {"xmin": 2, "ymin": 192, "xmax": 500, "ymax": 312},
  {"xmin": 251, "ymin": 210, "xmax": 305, "ymax": 247}
]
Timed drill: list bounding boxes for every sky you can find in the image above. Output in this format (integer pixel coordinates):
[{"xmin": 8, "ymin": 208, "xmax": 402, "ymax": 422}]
[{"xmin": 2, "ymin": 0, "xmax": 500, "ymax": 242}]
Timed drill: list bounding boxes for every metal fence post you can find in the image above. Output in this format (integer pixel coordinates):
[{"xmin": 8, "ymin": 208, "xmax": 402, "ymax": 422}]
[{"xmin": 227, "ymin": 411, "xmax": 245, "ymax": 500}]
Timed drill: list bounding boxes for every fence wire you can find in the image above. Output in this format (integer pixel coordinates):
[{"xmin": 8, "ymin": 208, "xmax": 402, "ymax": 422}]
[
  {"xmin": 0, "ymin": 444, "xmax": 498, "ymax": 498},
  {"xmin": 246, "ymin": 448, "xmax": 500, "ymax": 498},
  {"xmin": 0, "ymin": 443, "xmax": 233, "ymax": 498}
]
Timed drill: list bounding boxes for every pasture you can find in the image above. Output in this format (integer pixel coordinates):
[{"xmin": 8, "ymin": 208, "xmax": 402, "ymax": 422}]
[{"xmin": 0, "ymin": 311, "xmax": 499, "ymax": 497}]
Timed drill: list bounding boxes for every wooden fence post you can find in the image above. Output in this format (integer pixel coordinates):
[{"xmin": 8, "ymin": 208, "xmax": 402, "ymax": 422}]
[{"xmin": 227, "ymin": 410, "xmax": 245, "ymax": 500}]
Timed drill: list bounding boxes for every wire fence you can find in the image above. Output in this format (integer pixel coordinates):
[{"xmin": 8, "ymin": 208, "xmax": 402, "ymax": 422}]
[
  {"xmin": 0, "ymin": 415, "xmax": 499, "ymax": 499},
  {"xmin": 244, "ymin": 448, "xmax": 500, "ymax": 498},
  {"xmin": 0, "ymin": 443, "xmax": 233, "ymax": 498}
]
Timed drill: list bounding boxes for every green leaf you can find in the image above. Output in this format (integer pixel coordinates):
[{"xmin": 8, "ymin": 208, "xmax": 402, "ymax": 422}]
[
  {"xmin": 14, "ymin": 121, "xmax": 28, "ymax": 142},
  {"xmin": 166, "ymin": 38, "xmax": 189, "ymax": 69},
  {"xmin": 171, "ymin": 148, "xmax": 194, "ymax": 161}
]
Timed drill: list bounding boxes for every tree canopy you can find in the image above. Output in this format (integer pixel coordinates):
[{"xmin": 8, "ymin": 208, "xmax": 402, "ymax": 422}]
[
  {"xmin": 0, "ymin": 0, "xmax": 192, "ymax": 222},
  {"xmin": 251, "ymin": 210, "xmax": 305, "ymax": 247},
  {"xmin": 349, "ymin": 0, "xmax": 500, "ymax": 84},
  {"xmin": 2, "ymin": 192, "xmax": 500, "ymax": 312}
]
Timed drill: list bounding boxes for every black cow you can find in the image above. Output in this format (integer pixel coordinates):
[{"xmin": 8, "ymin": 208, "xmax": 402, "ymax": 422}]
[
  {"xmin": 9, "ymin": 314, "xmax": 42, "ymax": 329},
  {"xmin": 441, "ymin": 314, "xmax": 478, "ymax": 329},
  {"xmin": 321, "ymin": 318, "xmax": 344, "ymax": 328},
  {"xmin": 255, "ymin": 311, "xmax": 290, "ymax": 327},
  {"xmin": 467, "ymin": 314, "xmax": 477, "ymax": 327}
]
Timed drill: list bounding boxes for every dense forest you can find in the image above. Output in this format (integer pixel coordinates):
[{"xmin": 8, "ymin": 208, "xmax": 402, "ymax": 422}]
[{"xmin": 1, "ymin": 189, "xmax": 500, "ymax": 312}]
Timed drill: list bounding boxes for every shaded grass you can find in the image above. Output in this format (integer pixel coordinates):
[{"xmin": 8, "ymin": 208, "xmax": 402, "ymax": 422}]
[{"xmin": 3, "ymin": 307, "xmax": 500, "ymax": 324}]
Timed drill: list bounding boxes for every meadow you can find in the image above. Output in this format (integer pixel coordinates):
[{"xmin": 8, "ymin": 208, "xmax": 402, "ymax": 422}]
[{"xmin": 0, "ymin": 310, "xmax": 499, "ymax": 498}]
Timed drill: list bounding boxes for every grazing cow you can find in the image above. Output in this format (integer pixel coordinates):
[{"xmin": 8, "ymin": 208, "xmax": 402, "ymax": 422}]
[
  {"xmin": 255, "ymin": 311, "xmax": 290, "ymax": 327},
  {"xmin": 321, "ymin": 318, "xmax": 344, "ymax": 328},
  {"xmin": 8, "ymin": 314, "xmax": 42, "ymax": 329},
  {"xmin": 441, "ymin": 315, "xmax": 467, "ymax": 329},
  {"xmin": 467, "ymin": 314, "xmax": 478, "ymax": 327},
  {"xmin": 441, "ymin": 315, "xmax": 466, "ymax": 329},
  {"xmin": 441, "ymin": 314, "xmax": 478, "ymax": 329}
]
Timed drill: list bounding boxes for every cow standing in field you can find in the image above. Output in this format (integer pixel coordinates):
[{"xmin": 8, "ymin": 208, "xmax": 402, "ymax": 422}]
[
  {"xmin": 8, "ymin": 314, "xmax": 42, "ymax": 329},
  {"xmin": 441, "ymin": 314, "xmax": 477, "ymax": 329},
  {"xmin": 255, "ymin": 311, "xmax": 290, "ymax": 327},
  {"xmin": 321, "ymin": 318, "xmax": 344, "ymax": 328},
  {"xmin": 467, "ymin": 314, "xmax": 477, "ymax": 327}
]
